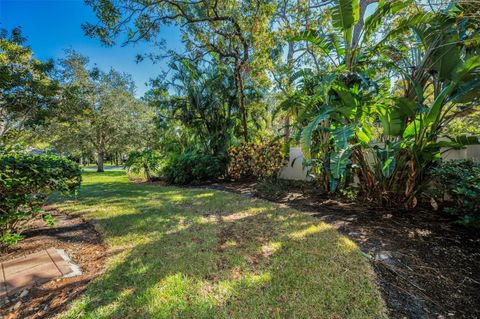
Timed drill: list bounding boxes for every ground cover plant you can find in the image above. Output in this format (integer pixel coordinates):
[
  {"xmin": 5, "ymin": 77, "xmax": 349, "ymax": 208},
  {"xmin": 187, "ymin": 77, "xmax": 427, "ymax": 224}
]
[
  {"xmin": 430, "ymin": 160, "xmax": 480, "ymax": 225},
  {"xmin": 50, "ymin": 171, "xmax": 386, "ymax": 318}
]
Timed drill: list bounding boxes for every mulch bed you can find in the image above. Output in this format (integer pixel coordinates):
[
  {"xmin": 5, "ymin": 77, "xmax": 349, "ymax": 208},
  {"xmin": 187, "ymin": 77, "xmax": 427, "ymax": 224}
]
[
  {"xmin": 201, "ymin": 181, "xmax": 480, "ymax": 319},
  {"xmin": 0, "ymin": 209, "xmax": 106, "ymax": 319}
]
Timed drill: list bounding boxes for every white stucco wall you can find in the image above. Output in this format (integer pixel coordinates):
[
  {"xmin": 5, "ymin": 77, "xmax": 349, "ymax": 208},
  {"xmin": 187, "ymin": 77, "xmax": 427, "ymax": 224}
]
[
  {"xmin": 441, "ymin": 148, "xmax": 468, "ymax": 161},
  {"xmin": 467, "ymin": 145, "xmax": 480, "ymax": 160},
  {"xmin": 278, "ymin": 147, "xmax": 309, "ymax": 181}
]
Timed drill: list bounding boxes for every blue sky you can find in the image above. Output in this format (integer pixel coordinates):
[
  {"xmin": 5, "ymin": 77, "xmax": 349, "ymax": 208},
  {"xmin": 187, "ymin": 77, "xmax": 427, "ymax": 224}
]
[{"xmin": 0, "ymin": 0, "xmax": 183, "ymax": 97}]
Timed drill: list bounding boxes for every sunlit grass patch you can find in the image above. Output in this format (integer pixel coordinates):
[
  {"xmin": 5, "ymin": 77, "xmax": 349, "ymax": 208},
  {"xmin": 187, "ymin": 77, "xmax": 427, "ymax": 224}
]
[
  {"xmin": 52, "ymin": 171, "xmax": 386, "ymax": 319},
  {"xmin": 288, "ymin": 223, "xmax": 332, "ymax": 239}
]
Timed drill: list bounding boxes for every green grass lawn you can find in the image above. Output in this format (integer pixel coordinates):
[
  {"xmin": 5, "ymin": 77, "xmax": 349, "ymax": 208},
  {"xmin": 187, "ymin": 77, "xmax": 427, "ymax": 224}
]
[{"xmin": 51, "ymin": 171, "xmax": 386, "ymax": 319}]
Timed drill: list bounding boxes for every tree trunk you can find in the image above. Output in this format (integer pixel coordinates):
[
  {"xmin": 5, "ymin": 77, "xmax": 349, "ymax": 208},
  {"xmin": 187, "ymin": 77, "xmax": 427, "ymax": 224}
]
[
  {"xmin": 284, "ymin": 40, "xmax": 295, "ymax": 145},
  {"xmin": 97, "ymin": 151, "xmax": 104, "ymax": 172},
  {"xmin": 284, "ymin": 115, "xmax": 290, "ymax": 144},
  {"xmin": 144, "ymin": 164, "xmax": 151, "ymax": 182},
  {"xmin": 236, "ymin": 66, "xmax": 249, "ymax": 142}
]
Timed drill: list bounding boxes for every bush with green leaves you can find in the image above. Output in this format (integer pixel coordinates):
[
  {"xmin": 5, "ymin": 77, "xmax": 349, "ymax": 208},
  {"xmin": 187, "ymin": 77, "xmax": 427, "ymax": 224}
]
[
  {"xmin": 124, "ymin": 149, "xmax": 162, "ymax": 182},
  {"xmin": 162, "ymin": 151, "xmax": 225, "ymax": 185},
  {"xmin": 430, "ymin": 160, "xmax": 480, "ymax": 226},
  {"xmin": 227, "ymin": 141, "xmax": 286, "ymax": 181},
  {"xmin": 0, "ymin": 151, "xmax": 82, "ymax": 246}
]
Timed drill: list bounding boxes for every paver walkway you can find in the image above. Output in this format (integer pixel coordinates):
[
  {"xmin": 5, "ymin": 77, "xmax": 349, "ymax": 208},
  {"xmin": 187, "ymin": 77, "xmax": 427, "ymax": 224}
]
[{"xmin": 0, "ymin": 248, "xmax": 73, "ymax": 298}]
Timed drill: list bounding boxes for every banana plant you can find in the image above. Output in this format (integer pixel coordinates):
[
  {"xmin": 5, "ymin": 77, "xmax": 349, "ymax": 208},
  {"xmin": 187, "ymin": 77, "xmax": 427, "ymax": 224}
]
[
  {"xmin": 286, "ymin": 0, "xmax": 409, "ymax": 192},
  {"xmin": 291, "ymin": 0, "xmax": 411, "ymax": 72},
  {"xmin": 289, "ymin": 0, "xmax": 479, "ymax": 204},
  {"xmin": 359, "ymin": 5, "xmax": 480, "ymax": 204}
]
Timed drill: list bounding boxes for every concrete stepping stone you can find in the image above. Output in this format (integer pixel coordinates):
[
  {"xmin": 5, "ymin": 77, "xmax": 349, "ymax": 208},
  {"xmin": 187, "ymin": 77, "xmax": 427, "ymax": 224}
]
[{"xmin": 0, "ymin": 248, "xmax": 79, "ymax": 299}]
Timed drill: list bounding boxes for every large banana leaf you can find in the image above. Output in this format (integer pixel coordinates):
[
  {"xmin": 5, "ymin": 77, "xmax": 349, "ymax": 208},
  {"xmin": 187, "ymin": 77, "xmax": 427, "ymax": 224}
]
[
  {"xmin": 329, "ymin": 126, "xmax": 356, "ymax": 191},
  {"xmin": 372, "ymin": 12, "xmax": 431, "ymax": 51},
  {"xmin": 362, "ymin": 0, "xmax": 410, "ymax": 45},
  {"xmin": 403, "ymin": 119, "xmax": 421, "ymax": 138},
  {"xmin": 300, "ymin": 106, "xmax": 333, "ymax": 159},
  {"xmin": 424, "ymin": 83, "xmax": 455, "ymax": 126},
  {"xmin": 329, "ymin": 146, "xmax": 353, "ymax": 191},
  {"xmin": 379, "ymin": 97, "xmax": 417, "ymax": 137},
  {"xmin": 333, "ymin": 85, "xmax": 358, "ymax": 107},
  {"xmin": 396, "ymin": 97, "xmax": 417, "ymax": 117},
  {"xmin": 380, "ymin": 113, "xmax": 405, "ymax": 136},
  {"xmin": 422, "ymin": 57, "xmax": 480, "ymax": 127},
  {"xmin": 377, "ymin": 101, "xmax": 408, "ymax": 137},
  {"xmin": 290, "ymin": 68, "xmax": 314, "ymax": 83},
  {"xmin": 326, "ymin": 32, "xmax": 345, "ymax": 58},
  {"xmin": 289, "ymin": 30, "xmax": 334, "ymax": 57},
  {"xmin": 449, "ymin": 78, "xmax": 480, "ymax": 103},
  {"xmin": 453, "ymin": 55, "xmax": 480, "ymax": 82},
  {"xmin": 356, "ymin": 124, "xmax": 371, "ymax": 144},
  {"xmin": 332, "ymin": 0, "xmax": 359, "ymax": 45},
  {"xmin": 332, "ymin": 0, "xmax": 359, "ymax": 31},
  {"xmin": 373, "ymin": 141, "xmax": 402, "ymax": 177},
  {"xmin": 332, "ymin": 125, "xmax": 355, "ymax": 149},
  {"xmin": 382, "ymin": 156, "xmax": 395, "ymax": 178},
  {"xmin": 431, "ymin": 35, "xmax": 461, "ymax": 82}
]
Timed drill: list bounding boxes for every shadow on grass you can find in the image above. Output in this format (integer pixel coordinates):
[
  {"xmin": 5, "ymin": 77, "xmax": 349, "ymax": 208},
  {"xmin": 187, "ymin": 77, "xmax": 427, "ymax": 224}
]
[{"xmin": 54, "ymin": 172, "xmax": 385, "ymax": 319}]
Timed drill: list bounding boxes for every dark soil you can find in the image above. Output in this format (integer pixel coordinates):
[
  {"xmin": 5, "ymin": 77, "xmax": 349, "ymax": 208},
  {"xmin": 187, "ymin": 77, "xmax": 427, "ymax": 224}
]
[
  {"xmin": 200, "ymin": 181, "xmax": 480, "ymax": 319},
  {"xmin": 0, "ymin": 209, "xmax": 107, "ymax": 319}
]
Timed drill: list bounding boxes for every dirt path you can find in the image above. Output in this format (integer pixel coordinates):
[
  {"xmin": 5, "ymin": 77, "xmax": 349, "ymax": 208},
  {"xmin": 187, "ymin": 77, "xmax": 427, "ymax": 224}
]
[{"xmin": 199, "ymin": 182, "xmax": 480, "ymax": 319}]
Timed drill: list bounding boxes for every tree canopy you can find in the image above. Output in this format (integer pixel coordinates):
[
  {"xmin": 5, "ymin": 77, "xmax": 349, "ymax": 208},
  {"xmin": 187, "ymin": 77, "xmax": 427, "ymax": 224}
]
[
  {"xmin": 0, "ymin": 28, "xmax": 59, "ymax": 145},
  {"xmin": 42, "ymin": 51, "xmax": 153, "ymax": 172}
]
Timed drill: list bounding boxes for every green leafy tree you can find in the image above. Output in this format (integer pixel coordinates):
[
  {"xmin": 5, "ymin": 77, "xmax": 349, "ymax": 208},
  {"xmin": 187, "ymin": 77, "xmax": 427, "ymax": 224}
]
[
  {"xmin": 271, "ymin": 0, "xmax": 331, "ymax": 144},
  {"xmin": 0, "ymin": 28, "xmax": 59, "ymax": 145},
  {"xmin": 162, "ymin": 57, "xmax": 238, "ymax": 156},
  {"xmin": 48, "ymin": 51, "xmax": 152, "ymax": 172},
  {"xmin": 446, "ymin": 110, "xmax": 480, "ymax": 136}
]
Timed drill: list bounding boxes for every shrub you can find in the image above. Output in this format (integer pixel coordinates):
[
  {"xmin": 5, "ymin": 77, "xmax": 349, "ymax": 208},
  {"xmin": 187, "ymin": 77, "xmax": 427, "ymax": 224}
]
[
  {"xmin": 429, "ymin": 160, "xmax": 480, "ymax": 226},
  {"xmin": 162, "ymin": 151, "xmax": 225, "ymax": 184},
  {"xmin": 124, "ymin": 149, "xmax": 162, "ymax": 182},
  {"xmin": 227, "ymin": 140, "xmax": 286, "ymax": 181},
  {"xmin": 0, "ymin": 151, "xmax": 82, "ymax": 246}
]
